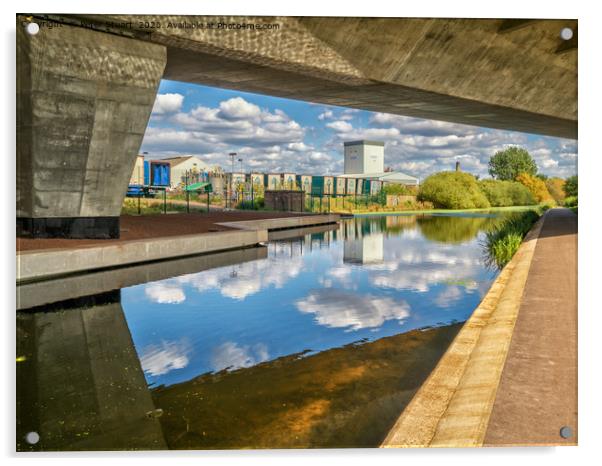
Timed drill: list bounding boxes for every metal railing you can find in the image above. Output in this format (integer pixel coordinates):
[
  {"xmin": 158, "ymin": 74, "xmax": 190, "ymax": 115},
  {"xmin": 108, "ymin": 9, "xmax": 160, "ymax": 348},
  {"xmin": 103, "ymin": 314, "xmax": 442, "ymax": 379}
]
[{"xmin": 122, "ymin": 186, "xmax": 388, "ymax": 215}]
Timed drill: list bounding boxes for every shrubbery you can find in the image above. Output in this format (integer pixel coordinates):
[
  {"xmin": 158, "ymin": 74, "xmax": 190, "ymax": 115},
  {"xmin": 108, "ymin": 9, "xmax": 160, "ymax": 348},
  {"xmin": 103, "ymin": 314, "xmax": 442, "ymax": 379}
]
[
  {"xmin": 563, "ymin": 196, "xmax": 578, "ymax": 208},
  {"xmin": 478, "ymin": 179, "xmax": 536, "ymax": 207},
  {"xmin": 545, "ymin": 177, "xmax": 566, "ymax": 204},
  {"xmin": 382, "ymin": 183, "xmax": 417, "ymax": 196},
  {"xmin": 515, "ymin": 172, "xmax": 554, "ymax": 203},
  {"xmin": 237, "ymin": 196, "xmax": 265, "ymax": 210},
  {"xmin": 418, "ymin": 172, "xmax": 490, "ymax": 209},
  {"xmin": 485, "ymin": 210, "xmax": 541, "ymax": 269},
  {"xmin": 564, "ymin": 175, "xmax": 578, "ymax": 197}
]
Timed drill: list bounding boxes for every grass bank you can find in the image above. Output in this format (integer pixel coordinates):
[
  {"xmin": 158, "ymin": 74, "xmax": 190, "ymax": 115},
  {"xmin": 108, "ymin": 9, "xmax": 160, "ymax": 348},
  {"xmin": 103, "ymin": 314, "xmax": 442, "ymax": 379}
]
[
  {"xmin": 484, "ymin": 209, "xmax": 543, "ymax": 269},
  {"xmin": 352, "ymin": 205, "xmax": 541, "ymax": 217},
  {"xmin": 121, "ymin": 198, "xmax": 208, "ymax": 215}
]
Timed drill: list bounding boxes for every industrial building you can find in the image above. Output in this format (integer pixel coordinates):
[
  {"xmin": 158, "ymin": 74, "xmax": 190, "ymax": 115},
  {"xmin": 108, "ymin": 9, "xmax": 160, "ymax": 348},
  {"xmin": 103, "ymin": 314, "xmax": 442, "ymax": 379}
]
[
  {"xmin": 344, "ymin": 140, "xmax": 385, "ymax": 174},
  {"xmin": 129, "ymin": 155, "xmax": 145, "ymax": 185},
  {"xmin": 342, "ymin": 140, "xmax": 419, "ymax": 186},
  {"xmin": 128, "ymin": 140, "xmax": 418, "ymax": 196},
  {"xmin": 161, "ymin": 156, "xmax": 211, "ymax": 188}
]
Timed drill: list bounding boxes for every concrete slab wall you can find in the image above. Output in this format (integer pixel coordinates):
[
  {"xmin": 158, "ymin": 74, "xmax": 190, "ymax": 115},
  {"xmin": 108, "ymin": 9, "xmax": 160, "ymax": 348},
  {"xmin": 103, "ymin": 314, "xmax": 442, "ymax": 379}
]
[
  {"xmin": 17, "ymin": 19, "xmax": 166, "ymax": 237},
  {"xmin": 17, "ymin": 228, "xmax": 267, "ymax": 282}
]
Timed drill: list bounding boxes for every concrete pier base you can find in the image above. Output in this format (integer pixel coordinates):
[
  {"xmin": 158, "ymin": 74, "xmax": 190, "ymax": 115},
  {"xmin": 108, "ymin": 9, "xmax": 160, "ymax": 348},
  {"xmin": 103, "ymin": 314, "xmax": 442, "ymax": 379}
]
[
  {"xmin": 17, "ymin": 19, "xmax": 166, "ymax": 238},
  {"xmin": 16, "ymin": 216, "xmax": 120, "ymax": 239}
]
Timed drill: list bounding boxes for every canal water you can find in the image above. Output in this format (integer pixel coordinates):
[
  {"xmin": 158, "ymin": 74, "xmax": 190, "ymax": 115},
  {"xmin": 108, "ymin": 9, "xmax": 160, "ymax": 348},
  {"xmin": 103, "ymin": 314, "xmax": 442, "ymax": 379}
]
[{"xmin": 17, "ymin": 213, "xmax": 504, "ymax": 450}]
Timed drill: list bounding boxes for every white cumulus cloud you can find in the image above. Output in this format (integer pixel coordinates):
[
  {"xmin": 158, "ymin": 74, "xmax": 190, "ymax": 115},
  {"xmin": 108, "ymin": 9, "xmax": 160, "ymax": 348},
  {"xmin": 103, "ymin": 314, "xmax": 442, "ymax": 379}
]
[
  {"xmin": 145, "ymin": 282, "xmax": 186, "ymax": 304},
  {"xmin": 152, "ymin": 93, "xmax": 184, "ymax": 115},
  {"xmin": 296, "ymin": 289, "xmax": 410, "ymax": 331},
  {"xmin": 217, "ymin": 97, "xmax": 261, "ymax": 120},
  {"xmin": 140, "ymin": 339, "xmax": 191, "ymax": 376},
  {"xmin": 210, "ymin": 341, "xmax": 269, "ymax": 372}
]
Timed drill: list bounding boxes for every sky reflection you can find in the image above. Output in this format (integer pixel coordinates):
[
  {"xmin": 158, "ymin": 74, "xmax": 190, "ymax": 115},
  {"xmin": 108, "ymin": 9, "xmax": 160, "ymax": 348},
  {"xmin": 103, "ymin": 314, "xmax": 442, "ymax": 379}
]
[{"xmin": 122, "ymin": 214, "xmax": 498, "ymax": 387}]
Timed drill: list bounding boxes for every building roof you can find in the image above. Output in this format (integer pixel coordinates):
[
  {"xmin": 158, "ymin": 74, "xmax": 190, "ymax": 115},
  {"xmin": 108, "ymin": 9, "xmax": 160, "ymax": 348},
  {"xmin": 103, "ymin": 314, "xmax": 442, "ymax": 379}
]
[
  {"xmin": 160, "ymin": 155, "xmax": 210, "ymax": 169},
  {"xmin": 184, "ymin": 182, "xmax": 212, "ymax": 192},
  {"xmin": 343, "ymin": 140, "xmax": 385, "ymax": 147}
]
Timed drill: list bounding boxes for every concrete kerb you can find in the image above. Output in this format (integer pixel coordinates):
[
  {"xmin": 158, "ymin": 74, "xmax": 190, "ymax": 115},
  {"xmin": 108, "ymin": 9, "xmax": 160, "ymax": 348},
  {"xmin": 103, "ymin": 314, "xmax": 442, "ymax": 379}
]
[
  {"xmin": 215, "ymin": 213, "xmax": 340, "ymax": 232},
  {"xmin": 16, "ymin": 214, "xmax": 340, "ymax": 283},
  {"xmin": 381, "ymin": 211, "xmax": 547, "ymax": 448},
  {"xmin": 17, "ymin": 247, "xmax": 268, "ymax": 311}
]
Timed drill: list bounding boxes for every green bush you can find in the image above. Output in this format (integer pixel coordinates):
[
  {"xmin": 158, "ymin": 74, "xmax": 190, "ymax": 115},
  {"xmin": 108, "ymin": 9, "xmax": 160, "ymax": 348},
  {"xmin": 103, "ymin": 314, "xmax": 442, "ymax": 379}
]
[
  {"xmin": 564, "ymin": 175, "xmax": 578, "ymax": 197},
  {"xmin": 484, "ymin": 210, "xmax": 541, "ymax": 268},
  {"xmin": 488, "ymin": 233, "xmax": 524, "ymax": 268},
  {"xmin": 478, "ymin": 179, "xmax": 536, "ymax": 207},
  {"xmin": 418, "ymin": 171, "xmax": 490, "ymax": 209},
  {"xmin": 237, "ymin": 196, "xmax": 265, "ymax": 210},
  {"xmin": 382, "ymin": 183, "xmax": 416, "ymax": 196},
  {"xmin": 563, "ymin": 196, "xmax": 578, "ymax": 208}
]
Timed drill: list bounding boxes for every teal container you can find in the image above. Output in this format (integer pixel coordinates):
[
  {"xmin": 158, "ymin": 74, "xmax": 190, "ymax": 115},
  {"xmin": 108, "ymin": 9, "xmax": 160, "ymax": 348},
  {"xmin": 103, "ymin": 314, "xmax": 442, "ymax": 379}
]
[{"xmin": 311, "ymin": 176, "xmax": 325, "ymax": 195}]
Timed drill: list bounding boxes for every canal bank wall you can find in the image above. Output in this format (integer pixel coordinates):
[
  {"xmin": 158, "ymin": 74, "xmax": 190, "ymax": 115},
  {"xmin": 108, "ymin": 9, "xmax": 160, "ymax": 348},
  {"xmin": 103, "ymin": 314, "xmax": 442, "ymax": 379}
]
[
  {"xmin": 382, "ymin": 209, "xmax": 552, "ymax": 448},
  {"xmin": 16, "ymin": 214, "xmax": 340, "ymax": 283},
  {"xmin": 17, "ymin": 248, "xmax": 269, "ymax": 311}
]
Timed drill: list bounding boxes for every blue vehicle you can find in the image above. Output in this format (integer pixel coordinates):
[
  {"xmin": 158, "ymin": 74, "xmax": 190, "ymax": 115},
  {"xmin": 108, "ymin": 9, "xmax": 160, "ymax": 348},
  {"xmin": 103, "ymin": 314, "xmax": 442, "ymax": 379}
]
[
  {"xmin": 127, "ymin": 159, "xmax": 171, "ymax": 197},
  {"xmin": 126, "ymin": 185, "xmax": 158, "ymax": 198}
]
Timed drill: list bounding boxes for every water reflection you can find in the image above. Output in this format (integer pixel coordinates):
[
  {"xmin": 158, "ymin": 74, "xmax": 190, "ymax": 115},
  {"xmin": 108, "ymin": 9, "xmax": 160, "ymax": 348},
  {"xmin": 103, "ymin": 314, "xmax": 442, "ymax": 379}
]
[
  {"xmin": 417, "ymin": 213, "xmax": 498, "ymax": 244},
  {"xmin": 16, "ymin": 292, "xmax": 166, "ymax": 451},
  {"xmin": 17, "ymin": 213, "xmax": 504, "ymax": 450},
  {"xmin": 344, "ymin": 234, "xmax": 384, "ymax": 264},
  {"xmin": 296, "ymin": 289, "xmax": 410, "ymax": 331}
]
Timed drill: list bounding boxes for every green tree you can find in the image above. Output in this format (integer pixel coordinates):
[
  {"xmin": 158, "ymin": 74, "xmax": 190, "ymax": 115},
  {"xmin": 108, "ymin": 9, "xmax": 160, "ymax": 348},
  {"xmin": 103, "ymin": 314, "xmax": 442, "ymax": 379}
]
[
  {"xmin": 564, "ymin": 175, "xmax": 578, "ymax": 197},
  {"xmin": 488, "ymin": 147, "xmax": 538, "ymax": 181},
  {"xmin": 417, "ymin": 171, "xmax": 490, "ymax": 209}
]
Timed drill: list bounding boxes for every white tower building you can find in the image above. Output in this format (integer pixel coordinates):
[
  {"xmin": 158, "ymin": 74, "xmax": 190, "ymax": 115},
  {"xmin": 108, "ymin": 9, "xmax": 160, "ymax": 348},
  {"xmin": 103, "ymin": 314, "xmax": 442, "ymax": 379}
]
[{"xmin": 343, "ymin": 140, "xmax": 385, "ymax": 174}]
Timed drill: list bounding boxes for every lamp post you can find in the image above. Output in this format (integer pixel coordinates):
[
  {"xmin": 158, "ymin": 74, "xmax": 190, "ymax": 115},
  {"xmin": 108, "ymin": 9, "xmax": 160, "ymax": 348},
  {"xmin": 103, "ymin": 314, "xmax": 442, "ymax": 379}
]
[
  {"xmin": 228, "ymin": 152, "xmax": 237, "ymax": 208},
  {"xmin": 238, "ymin": 158, "xmax": 243, "ymax": 204}
]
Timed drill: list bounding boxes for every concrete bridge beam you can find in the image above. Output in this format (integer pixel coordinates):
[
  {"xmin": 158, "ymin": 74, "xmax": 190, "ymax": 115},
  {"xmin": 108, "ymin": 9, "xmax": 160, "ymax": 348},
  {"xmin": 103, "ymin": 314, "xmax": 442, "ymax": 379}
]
[{"xmin": 17, "ymin": 20, "xmax": 166, "ymax": 238}]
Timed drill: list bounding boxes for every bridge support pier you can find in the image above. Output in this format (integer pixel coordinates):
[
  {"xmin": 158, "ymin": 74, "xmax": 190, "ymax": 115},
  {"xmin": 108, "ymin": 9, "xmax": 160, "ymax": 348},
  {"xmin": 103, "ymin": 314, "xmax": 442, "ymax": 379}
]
[{"xmin": 17, "ymin": 20, "xmax": 166, "ymax": 238}]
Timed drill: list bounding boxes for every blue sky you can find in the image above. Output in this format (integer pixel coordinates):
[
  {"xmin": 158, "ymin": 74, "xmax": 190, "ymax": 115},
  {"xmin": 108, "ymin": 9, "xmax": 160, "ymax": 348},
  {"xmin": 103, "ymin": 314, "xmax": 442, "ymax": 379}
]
[{"xmin": 141, "ymin": 80, "xmax": 578, "ymax": 180}]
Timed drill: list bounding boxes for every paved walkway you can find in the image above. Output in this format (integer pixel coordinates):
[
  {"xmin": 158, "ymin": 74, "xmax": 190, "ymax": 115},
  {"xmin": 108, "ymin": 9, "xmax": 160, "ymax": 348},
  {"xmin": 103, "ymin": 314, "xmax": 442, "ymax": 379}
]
[{"xmin": 484, "ymin": 208, "xmax": 577, "ymax": 446}]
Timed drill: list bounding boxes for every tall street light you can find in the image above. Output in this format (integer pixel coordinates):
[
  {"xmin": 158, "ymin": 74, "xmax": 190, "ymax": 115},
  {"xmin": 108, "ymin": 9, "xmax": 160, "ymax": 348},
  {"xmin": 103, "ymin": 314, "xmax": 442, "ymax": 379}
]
[
  {"xmin": 238, "ymin": 158, "xmax": 244, "ymax": 198},
  {"xmin": 229, "ymin": 152, "xmax": 237, "ymax": 208}
]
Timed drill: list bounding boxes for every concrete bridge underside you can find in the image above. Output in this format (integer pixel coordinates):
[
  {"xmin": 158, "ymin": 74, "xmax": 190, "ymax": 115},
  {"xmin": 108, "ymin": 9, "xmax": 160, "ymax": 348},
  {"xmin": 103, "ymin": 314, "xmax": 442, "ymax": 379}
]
[{"xmin": 17, "ymin": 15, "xmax": 577, "ymax": 238}]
